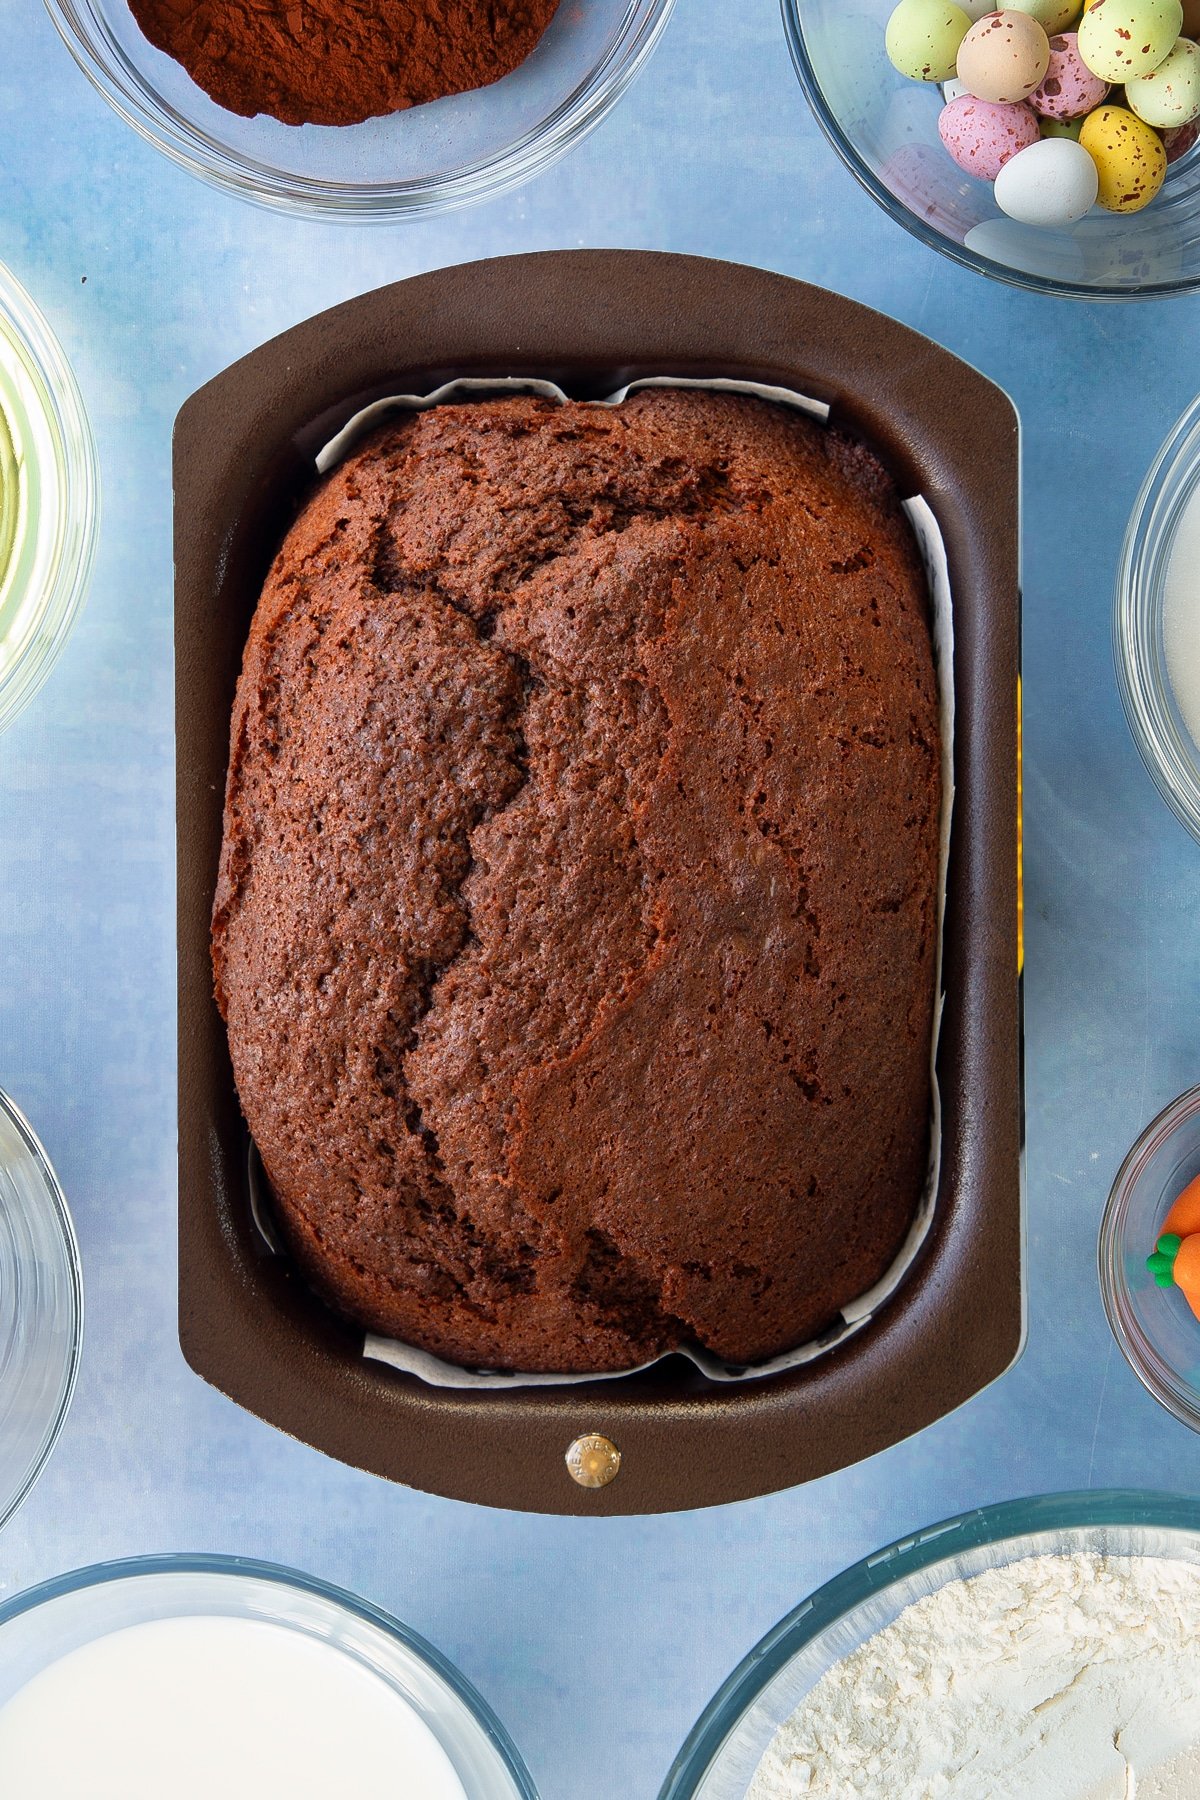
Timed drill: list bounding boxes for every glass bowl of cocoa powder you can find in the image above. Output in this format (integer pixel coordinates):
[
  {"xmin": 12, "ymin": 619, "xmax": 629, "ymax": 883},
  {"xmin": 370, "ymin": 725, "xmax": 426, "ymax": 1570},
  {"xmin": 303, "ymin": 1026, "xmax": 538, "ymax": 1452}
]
[{"xmin": 42, "ymin": 0, "xmax": 678, "ymax": 218}]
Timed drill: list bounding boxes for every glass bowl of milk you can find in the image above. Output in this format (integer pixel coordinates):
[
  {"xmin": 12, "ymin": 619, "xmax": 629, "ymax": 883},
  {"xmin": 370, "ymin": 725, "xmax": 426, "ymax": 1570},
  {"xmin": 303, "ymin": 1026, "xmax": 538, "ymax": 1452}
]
[
  {"xmin": 0, "ymin": 1555, "xmax": 539, "ymax": 1800},
  {"xmin": 0, "ymin": 261, "xmax": 99, "ymax": 736},
  {"xmin": 1116, "ymin": 396, "xmax": 1200, "ymax": 843},
  {"xmin": 658, "ymin": 1489, "xmax": 1200, "ymax": 1800},
  {"xmin": 0, "ymin": 1088, "xmax": 83, "ymax": 1533}
]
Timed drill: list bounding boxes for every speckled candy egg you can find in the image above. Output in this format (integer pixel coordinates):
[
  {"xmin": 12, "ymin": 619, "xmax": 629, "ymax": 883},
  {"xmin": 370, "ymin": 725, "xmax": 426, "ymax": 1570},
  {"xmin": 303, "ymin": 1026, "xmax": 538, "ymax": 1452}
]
[
  {"xmin": 1005, "ymin": 0, "xmax": 1083, "ymax": 33},
  {"xmin": 1079, "ymin": 101, "xmax": 1168, "ymax": 205},
  {"xmin": 1076, "ymin": 0, "xmax": 1183, "ymax": 82},
  {"xmin": 1040, "ymin": 111, "xmax": 1086, "ymax": 132},
  {"xmin": 886, "ymin": 0, "xmax": 974, "ymax": 79},
  {"xmin": 1029, "ymin": 31, "xmax": 1110, "ymax": 113},
  {"xmin": 993, "ymin": 132, "xmax": 1100, "ymax": 216},
  {"xmin": 938, "ymin": 92, "xmax": 1042, "ymax": 171},
  {"xmin": 1164, "ymin": 114, "xmax": 1200, "ymax": 156},
  {"xmin": 957, "ymin": 11, "xmax": 1052, "ymax": 101},
  {"xmin": 1126, "ymin": 36, "xmax": 1200, "ymax": 123}
]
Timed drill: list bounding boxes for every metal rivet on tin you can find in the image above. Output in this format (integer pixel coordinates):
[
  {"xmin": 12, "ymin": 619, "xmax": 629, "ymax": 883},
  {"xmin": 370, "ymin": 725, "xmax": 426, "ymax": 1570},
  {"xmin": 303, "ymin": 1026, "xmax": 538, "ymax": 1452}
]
[{"xmin": 565, "ymin": 1432, "xmax": 621, "ymax": 1489}]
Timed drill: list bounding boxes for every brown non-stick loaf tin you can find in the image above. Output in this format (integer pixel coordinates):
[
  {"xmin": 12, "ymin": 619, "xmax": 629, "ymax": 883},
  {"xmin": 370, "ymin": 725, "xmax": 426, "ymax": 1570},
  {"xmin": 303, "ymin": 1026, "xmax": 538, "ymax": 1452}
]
[{"xmin": 176, "ymin": 250, "xmax": 1022, "ymax": 1516}]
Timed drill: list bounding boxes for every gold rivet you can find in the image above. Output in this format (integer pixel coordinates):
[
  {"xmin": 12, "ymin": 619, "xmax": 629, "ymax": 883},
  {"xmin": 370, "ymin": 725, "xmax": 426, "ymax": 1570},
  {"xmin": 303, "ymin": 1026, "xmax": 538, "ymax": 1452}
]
[{"xmin": 566, "ymin": 1432, "xmax": 621, "ymax": 1489}]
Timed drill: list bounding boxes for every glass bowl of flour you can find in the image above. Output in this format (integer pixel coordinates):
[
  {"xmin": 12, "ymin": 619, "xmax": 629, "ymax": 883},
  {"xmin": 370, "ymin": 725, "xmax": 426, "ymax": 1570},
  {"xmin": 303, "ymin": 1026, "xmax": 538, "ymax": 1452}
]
[
  {"xmin": 658, "ymin": 1489, "xmax": 1200, "ymax": 1800},
  {"xmin": 1115, "ymin": 395, "xmax": 1200, "ymax": 846},
  {"xmin": 0, "ymin": 1555, "xmax": 539, "ymax": 1799}
]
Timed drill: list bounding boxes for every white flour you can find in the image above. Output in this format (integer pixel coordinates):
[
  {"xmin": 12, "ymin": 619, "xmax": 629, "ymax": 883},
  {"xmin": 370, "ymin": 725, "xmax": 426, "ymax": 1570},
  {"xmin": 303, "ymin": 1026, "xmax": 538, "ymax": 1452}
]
[{"xmin": 749, "ymin": 1553, "xmax": 1200, "ymax": 1800}]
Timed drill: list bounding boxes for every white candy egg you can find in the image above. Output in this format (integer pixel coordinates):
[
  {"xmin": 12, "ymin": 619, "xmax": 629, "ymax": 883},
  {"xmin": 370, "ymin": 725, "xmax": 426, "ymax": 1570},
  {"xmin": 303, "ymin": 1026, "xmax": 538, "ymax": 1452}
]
[{"xmin": 992, "ymin": 132, "xmax": 1100, "ymax": 218}]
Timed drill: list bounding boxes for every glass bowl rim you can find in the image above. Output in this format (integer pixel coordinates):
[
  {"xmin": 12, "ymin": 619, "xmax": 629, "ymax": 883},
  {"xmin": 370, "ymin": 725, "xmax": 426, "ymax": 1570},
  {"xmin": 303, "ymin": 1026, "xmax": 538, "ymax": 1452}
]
[
  {"xmin": 1113, "ymin": 392, "xmax": 1200, "ymax": 845},
  {"xmin": 1098, "ymin": 1081, "xmax": 1200, "ymax": 1428},
  {"xmin": 779, "ymin": 0, "xmax": 1200, "ymax": 303},
  {"xmin": 657, "ymin": 1486, "xmax": 1200, "ymax": 1800},
  {"xmin": 41, "ymin": 0, "xmax": 679, "ymax": 220},
  {"xmin": 0, "ymin": 1551, "xmax": 540, "ymax": 1796},
  {"xmin": 0, "ymin": 1087, "xmax": 84, "ymax": 1535},
  {"xmin": 0, "ymin": 262, "xmax": 100, "ymax": 736}
]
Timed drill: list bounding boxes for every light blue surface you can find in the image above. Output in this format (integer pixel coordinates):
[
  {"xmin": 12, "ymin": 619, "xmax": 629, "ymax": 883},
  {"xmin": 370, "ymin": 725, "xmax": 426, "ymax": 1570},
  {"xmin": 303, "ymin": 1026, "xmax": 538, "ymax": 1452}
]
[{"xmin": 3, "ymin": 3, "xmax": 1200, "ymax": 1795}]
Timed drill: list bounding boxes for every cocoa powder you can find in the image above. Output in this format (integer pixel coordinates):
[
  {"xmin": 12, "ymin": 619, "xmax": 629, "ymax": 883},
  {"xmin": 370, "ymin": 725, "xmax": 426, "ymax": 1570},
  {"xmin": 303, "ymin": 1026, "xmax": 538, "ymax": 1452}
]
[{"xmin": 131, "ymin": 0, "xmax": 563, "ymax": 128}]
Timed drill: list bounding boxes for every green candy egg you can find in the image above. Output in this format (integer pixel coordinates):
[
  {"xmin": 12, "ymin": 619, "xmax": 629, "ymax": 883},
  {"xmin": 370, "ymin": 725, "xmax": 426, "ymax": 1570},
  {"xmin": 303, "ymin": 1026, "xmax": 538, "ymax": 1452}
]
[
  {"xmin": 1040, "ymin": 113, "xmax": 1085, "ymax": 134},
  {"xmin": 1005, "ymin": 0, "xmax": 1083, "ymax": 34},
  {"xmin": 886, "ymin": 0, "xmax": 973, "ymax": 80},
  {"xmin": 1077, "ymin": 0, "xmax": 1183, "ymax": 83},
  {"xmin": 1126, "ymin": 36, "xmax": 1200, "ymax": 125}
]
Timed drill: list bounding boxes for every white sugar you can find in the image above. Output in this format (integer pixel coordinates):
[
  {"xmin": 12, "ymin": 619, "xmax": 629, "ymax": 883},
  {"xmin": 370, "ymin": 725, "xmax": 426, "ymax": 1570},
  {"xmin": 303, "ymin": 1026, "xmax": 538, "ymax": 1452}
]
[{"xmin": 1165, "ymin": 484, "xmax": 1200, "ymax": 752}]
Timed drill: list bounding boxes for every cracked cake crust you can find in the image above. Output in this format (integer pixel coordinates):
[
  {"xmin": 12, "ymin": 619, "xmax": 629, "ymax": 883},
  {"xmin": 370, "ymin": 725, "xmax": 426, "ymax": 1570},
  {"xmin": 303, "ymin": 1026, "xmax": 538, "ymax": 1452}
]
[{"xmin": 212, "ymin": 389, "xmax": 941, "ymax": 1373}]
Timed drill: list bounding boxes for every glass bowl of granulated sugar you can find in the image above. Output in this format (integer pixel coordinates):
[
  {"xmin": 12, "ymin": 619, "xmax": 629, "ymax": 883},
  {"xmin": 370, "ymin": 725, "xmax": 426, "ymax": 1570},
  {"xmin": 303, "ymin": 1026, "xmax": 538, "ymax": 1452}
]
[
  {"xmin": 1115, "ymin": 394, "xmax": 1200, "ymax": 847},
  {"xmin": 659, "ymin": 1490, "xmax": 1200, "ymax": 1800},
  {"xmin": 41, "ymin": 0, "xmax": 677, "ymax": 218}
]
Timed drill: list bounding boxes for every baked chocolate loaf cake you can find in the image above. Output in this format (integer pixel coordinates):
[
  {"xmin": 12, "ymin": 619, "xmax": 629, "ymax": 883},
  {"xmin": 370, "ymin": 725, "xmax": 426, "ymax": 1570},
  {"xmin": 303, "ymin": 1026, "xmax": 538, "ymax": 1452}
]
[{"xmin": 212, "ymin": 390, "xmax": 941, "ymax": 1373}]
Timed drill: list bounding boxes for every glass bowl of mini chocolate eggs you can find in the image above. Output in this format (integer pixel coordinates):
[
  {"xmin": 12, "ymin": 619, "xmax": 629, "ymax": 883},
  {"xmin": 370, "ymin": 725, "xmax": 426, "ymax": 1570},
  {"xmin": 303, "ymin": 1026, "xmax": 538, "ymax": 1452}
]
[
  {"xmin": 782, "ymin": 0, "xmax": 1200, "ymax": 298},
  {"xmin": 42, "ymin": 0, "xmax": 678, "ymax": 219}
]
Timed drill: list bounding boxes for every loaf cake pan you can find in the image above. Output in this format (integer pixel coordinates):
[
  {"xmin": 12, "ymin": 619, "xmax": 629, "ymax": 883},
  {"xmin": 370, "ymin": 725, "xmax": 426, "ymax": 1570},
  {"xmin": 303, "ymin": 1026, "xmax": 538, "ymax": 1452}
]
[{"xmin": 175, "ymin": 250, "xmax": 1022, "ymax": 1515}]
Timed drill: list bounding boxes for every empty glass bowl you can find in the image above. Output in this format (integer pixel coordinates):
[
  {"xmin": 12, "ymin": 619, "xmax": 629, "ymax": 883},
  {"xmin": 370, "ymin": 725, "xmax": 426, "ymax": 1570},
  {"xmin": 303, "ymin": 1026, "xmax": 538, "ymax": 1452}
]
[
  {"xmin": 42, "ymin": 0, "xmax": 677, "ymax": 218},
  {"xmin": 781, "ymin": 0, "xmax": 1200, "ymax": 299},
  {"xmin": 1114, "ymin": 394, "xmax": 1200, "ymax": 843},
  {"xmin": 1100, "ymin": 1083, "xmax": 1200, "ymax": 1431},
  {"xmin": 0, "ymin": 1556, "xmax": 539, "ymax": 1798},
  {"xmin": 659, "ymin": 1489, "xmax": 1200, "ymax": 1798},
  {"xmin": 0, "ymin": 263, "xmax": 99, "ymax": 737},
  {"xmin": 0, "ymin": 1089, "xmax": 83, "ymax": 1533}
]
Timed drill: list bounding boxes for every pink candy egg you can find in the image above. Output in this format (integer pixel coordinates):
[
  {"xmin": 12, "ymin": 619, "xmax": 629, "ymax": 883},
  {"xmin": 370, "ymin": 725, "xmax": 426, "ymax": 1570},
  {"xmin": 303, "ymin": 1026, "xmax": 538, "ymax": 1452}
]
[
  {"xmin": 1029, "ymin": 32, "xmax": 1110, "ymax": 117},
  {"xmin": 938, "ymin": 93, "xmax": 1042, "ymax": 175}
]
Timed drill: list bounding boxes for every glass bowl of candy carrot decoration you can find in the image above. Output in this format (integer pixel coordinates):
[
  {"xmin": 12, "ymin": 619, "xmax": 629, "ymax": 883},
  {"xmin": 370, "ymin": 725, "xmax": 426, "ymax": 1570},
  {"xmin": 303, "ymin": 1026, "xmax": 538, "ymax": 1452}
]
[{"xmin": 1101, "ymin": 1083, "xmax": 1200, "ymax": 1428}]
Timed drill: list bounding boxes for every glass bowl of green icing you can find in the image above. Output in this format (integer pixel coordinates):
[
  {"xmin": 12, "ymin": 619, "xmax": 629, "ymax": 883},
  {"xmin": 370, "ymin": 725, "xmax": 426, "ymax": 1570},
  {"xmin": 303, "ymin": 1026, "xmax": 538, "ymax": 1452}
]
[{"xmin": 0, "ymin": 262, "xmax": 99, "ymax": 737}]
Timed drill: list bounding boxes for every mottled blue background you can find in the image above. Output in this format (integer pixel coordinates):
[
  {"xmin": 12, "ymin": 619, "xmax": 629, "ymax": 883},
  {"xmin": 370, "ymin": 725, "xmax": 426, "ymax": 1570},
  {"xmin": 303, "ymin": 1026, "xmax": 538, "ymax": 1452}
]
[{"xmin": 3, "ymin": 2, "xmax": 1200, "ymax": 1794}]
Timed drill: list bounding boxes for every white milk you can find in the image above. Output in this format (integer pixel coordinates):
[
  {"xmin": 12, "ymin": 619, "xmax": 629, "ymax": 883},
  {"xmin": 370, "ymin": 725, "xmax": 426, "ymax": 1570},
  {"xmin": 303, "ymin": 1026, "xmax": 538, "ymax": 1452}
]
[
  {"xmin": 0, "ymin": 1614, "xmax": 470, "ymax": 1799},
  {"xmin": 1164, "ymin": 484, "xmax": 1200, "ymax": 750}
]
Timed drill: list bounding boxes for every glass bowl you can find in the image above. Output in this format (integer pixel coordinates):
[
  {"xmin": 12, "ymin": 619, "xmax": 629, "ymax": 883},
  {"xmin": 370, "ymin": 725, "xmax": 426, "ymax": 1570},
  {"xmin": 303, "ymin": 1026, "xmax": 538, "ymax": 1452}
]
[
  {"xmin": 0, "ymin": 1089, "xmax": 83, "ymax": 1533},
  {"xmin": 1114, "ymin": 394, "xmax": 1200, "ymax": 843},
  {"xmin": 0, "ymin": 263, "xmax": 99, "ymax": 737},
  {"xmin": 0, "ymin": 1555, "xmax": 539, "ymax": 1797},
  {"xmin": 781, "ymin": 0, "xmax": 1200, "ymax": 299},
  {"xmin": 42, "ymin": 0, "xmax": 677, "ymax": 219},
  {"xmin": 659, "ymin": 1489, "xmax": 1200, "ymax": 1799},
  {"xmin": 1100, "ymin": 1083, "xmax": 1200, "ymax": 1431}
]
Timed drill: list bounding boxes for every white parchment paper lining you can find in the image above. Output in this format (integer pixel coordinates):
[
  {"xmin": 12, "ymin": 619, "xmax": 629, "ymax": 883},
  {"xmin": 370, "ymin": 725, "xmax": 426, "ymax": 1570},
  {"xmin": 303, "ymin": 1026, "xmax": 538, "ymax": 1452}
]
[{"xmin": 249, "ymin": 376, "xmax": 955, "ymax": 1389}]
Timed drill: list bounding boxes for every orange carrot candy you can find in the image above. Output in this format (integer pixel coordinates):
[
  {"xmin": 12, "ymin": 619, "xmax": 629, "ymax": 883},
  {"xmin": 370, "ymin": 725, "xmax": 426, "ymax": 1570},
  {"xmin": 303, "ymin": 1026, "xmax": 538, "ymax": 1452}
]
[
  {"xmin": 1147, "ymin": 1230, "xmax": 1200, "ymax": 1323},
  {"xmin": 1162, "ymin": 1172, "xmax": 1200, "ymax": 1241}
]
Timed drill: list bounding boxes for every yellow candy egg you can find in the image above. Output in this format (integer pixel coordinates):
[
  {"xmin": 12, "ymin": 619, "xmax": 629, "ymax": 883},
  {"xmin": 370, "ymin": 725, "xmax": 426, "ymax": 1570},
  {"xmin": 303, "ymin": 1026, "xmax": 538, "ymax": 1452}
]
[
  {"xmin": 1079, "ymin": 102, "xmax": 1167, "ymax": 207},
  {"xmin": 1077, "ymin": 0, "xmax": 1183, "ymax": 82},
  {"xmin": 957, "ymin": 10, "xmax": 1052, "ymax": 100}
]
